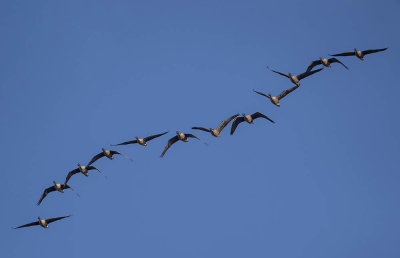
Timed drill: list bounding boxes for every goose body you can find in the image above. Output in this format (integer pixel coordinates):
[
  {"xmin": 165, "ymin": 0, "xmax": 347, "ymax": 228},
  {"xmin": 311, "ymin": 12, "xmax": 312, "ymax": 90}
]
[
  {"xmin": 64, "ymin": 163, "xmax": 103, "ymax": 184},
  {"xmin": 87, "ymin": 148, "xmax": 131, "ymax": 166}
]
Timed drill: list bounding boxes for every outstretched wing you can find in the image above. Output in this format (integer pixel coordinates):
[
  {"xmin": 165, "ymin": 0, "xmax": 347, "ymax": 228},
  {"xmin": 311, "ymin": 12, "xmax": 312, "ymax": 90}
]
[
  {"xmin": 64, "ymin": 168, "xmax": 80, "ymax": 185},
  {"xmin": 253, "ymin": 89, "xmax": 269, "ymax": 98},
  {"xmin": 267, "ymin": 66, "xmax": 290, "ymax": 78},
  {"xmin": 111, "ymin": 139, "xmax": 138, "ymax": 146},
  {"xmin": 297, "ymin": 68, "xmax": 323, "ymax": 80},
  {"xmin": 192, "ymin": 127, "xmax": 211, "ymax": 132},
  {"xmin": 144, "ymin": 131, "xmax": 169, "ymax": 142},
  {"xmin": 185, "ymin": 133, "xmax": 200, "ymax": 140},
  {"xmin": 251, "ymin": 112, "xmax": 275, "ymax": 123},
  {"xmin": 110, "ymin": 150, "xmax": 132, "ymax": 161},
  {"xmin": 328, "ymin": 58, "xmax": 349, "ymax": 70},
  {"xmin": 216, "ymin": 114, "xmax": 239, "ymax": 133},
  {"xmin": 14, "ymin": 221, "xmax": 40, "ymax": 229},
  {"xmin": 37, "ymin": 186, "xmax": 56, "ymax": 205},
  {"xmin": 46, "ymin": 215, "xmax": 71, "ymax": 224},
  {"xmin": 160, "ymin": 136, "xmax": 179, "ymax": 157},
  {"xmin": 277, "ymin": 85, "xmax": 300, "ymax": 100},
  {"xmin": 87, "ymin": 152, "xmax": 105, "ymax": 166},
  {"xmin": 362, "ymin": 48, "xmax": 388, "ymax": 55},
  {"xmin": 306, "ymin": 59, "xmax": 322, "ymax": 72},
  {"xmin": 230, "ymin": 117, "xmax": 245, "ymax": 135},
  {"xmin": 87, "ymin": 166, "xmax": 103, "ymax": 175},
  {"xmin": 330, "ymin": 51, "xmax": 355, "ymax": 57}
]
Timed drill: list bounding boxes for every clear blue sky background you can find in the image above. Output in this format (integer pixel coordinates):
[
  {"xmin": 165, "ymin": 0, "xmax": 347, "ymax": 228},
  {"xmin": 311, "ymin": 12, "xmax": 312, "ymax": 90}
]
[{"xmin": 1, "ymin": 1, "xmax": 399, "ymax": 257}]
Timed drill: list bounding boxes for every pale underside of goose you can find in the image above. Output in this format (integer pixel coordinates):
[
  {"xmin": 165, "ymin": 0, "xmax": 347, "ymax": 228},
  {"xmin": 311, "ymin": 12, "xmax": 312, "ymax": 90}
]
[
  {"xmin": 230, "ymin": 112, "xmax": 275, "ymax": 135},
  {"xmin": 267, "ymin": 66, "xmax": 323, "ymax": 86},
  {"xmin": 253, "ymin": 86, "xmax": 299, "ymax": 107},
  {"xmin": 306, "ymin": 57, "xmax": 348, "ymax": 72},
  {"xmin": 14, "ymin": 215, "xmax": 71, "ymax": 229},
  {"xmin": 330, "ymin": 48, "xmax": 388, "ymax": 60},
  {"xmin": 160, "ymin": 131, "xmax": 200, "ymax": 157},
  {"xmin": 111, "ymin": 131, "xmax": 168, "ymax": 147},
  {"xmin": 37, "ymin": 181, "xmax": 74, "ymax": 205},
  {"xmin": 192, "ymin": 113, "xmax": 239, "ymax": 137},
  {"xmin": 64, "ymin": 164, "xmax": 103, "ymax": 184},
  {"xmin": 87, "ymin": 148, "xmax": 131, "ymax": 166}
]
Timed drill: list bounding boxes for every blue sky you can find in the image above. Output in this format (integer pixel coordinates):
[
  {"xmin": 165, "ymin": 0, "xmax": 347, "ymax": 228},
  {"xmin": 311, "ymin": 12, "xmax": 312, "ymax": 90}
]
[{"xmin": 1, "ymin": 0, "xmax": 400, "ymax": 257}]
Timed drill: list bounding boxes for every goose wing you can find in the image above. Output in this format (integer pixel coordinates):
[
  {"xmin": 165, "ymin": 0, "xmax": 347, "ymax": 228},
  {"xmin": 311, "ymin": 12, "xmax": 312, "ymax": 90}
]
[
  {"xmin": 216, "ymin": 114, "xmax": 239, "ymax": 133},
  {"xmin": 87, "ymin": 166, "xmax": 103, "ymax": 175},
  {"xmin": 297, "ymin": 68, "xmax": 323, "ymax": 80},
  {"xmin": 192, "ymin": 127, "xmax": 211, "ymax": 133},
  {"xmin": 330, "ymin": 51, "xmax": 355, "ymax": 57},
  {"xmin": 160, "ymin": 136, "xmax": 179, "ymax": 157},
  {"xmin": 230, "ymin": 117, "xmax": 245, "ymax": 135},
  {"xmin": 110, "ymin": 139, "xmax": 138, "ymax": 146},
  {"xmin": 37, "ymin": 186, "xmax": 56, "ymax": 205},
  {"xmin": 14, "ymin": 220, "xmax": 40, "ymax": 229},
  {"xmin": 267, "ymin": 66, "xmax": 290, "ymax": 78},
  {"xmin": 87, "ymin": 152, "xmax": 105, "ymax": 166},
  {"xmin": 144, "ymin": 131, "xmax": 169, "ymax": 142},
  {"xmin": 253, "ymin": 89, "xmax": 269, "ymax": 98},
  {"xmin": 362, "ymin": 48, "xmax": 388, "ymax": 55},
  {"xmin": 277, "ymin": 85, "xmax": 300, "ymax": 100},
  {"xmin": 46, "ymin": 215, "xmax": 71, "ymax": 224},
  {"xmin": 64, "ymin": 168, "xmax": 80, "ymax": 184},
  {"xmin": 328, "ymin": 58, "xmax": 349, "ymax": 69},
  {"xmin": 110, "ymin": 150, "xmax": 132, "ymax": 161},
  {"xmin": 306, "ymin": 60, "xmax": 322, "ymax": 72},
  {"xmin": 185, "ymin": 133, "xmax": 200, "ymax": 140},
  {"xmin": 251, "ymin": 112, "xmax": 275, "ymax": 123}
]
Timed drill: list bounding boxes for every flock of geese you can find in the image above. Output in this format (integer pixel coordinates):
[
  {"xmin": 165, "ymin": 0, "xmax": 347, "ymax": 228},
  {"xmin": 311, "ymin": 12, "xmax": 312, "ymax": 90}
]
[{"xmin": 14, "ymin": 47, "xmax": 388, "ymax": 229}]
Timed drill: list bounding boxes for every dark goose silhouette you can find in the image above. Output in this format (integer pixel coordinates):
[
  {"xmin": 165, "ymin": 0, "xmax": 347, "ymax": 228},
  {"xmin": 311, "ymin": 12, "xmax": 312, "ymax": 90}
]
[
  {"xmin": 14, "ymin": 215, "xmax": 71, "ymax": 229},
  {"xmin": 64, "ymin": 164, "xmax": 103, "ymax": 184},
  {"xmin": 37, "ymin": 181, "xmax": 76, "ymax": 205},
  {"xmin": 192, "ymin": 114, "xmax": 239, "ymax": 137},
  {"xmin": 306, "ymin": 57, "xmax": 348, "ymax": 72},
  {"xmin": 267, "ymin": 66, "xmax": 323, "ymax": 86},
  {"xmin": 111, "ymin": 131, "xmax": 168, "ymax": 147},
  {"xmin": 87, "ymin": 148, "xmax": 131, "ymax": 166},
  {"xmin": 330, "ymin": 48, "xmax": 387, "ymax": 61},
  {"xmin": 253, "ymin": 86, "xmax": 299, "ymax": 107},
  {"xmin": 160, "ymin": 131, "xmax": 200, "ymax": 157},
  {"xmin": 230, "ymin": 112, "xmax": 275, "ymax": 135}
]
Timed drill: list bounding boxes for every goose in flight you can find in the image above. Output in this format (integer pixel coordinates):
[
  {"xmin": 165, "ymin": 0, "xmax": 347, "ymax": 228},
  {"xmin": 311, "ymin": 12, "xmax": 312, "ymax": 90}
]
[
  {"xmin": 253, "ymin": 86, "xmax": 299, "ymax": 107},
  {"xmin": 306, "ymin": 57, "xmax": 348, "ymax": 72},
  {"xmin": 192, "ymin": 114, "xmax": 239, "ymax": 137},
  {"xmin": 87, "ymin": 148, "xmax": 131, "ymax": 166},
  {"xmin": 111, "ymin": 131, "xmax": 168, "ymax": 147},
  {"xmin": 267, "ymin": 66, "xmax": 323, "ymax": 86},
  {"xmin": 64, "ymin": 164, "xmax": 103, "ymax": 184},
  {"xmin": 14, "ymin": 215, "xmax": 71, "ymax": 229},
  {"xmin": 330, "ymin": 48, "xmax": 387, "ymax": 61},
  {"xmin": 160, "ymin": 131, "xmax": 200, "ymax": 157},
  {"xmin": 230, "ymin": 112, "xmax": 275, "ymax": 135},
  {"xmin": 37, "ymin": 181, "xmax": 76, "ymax": 205}
]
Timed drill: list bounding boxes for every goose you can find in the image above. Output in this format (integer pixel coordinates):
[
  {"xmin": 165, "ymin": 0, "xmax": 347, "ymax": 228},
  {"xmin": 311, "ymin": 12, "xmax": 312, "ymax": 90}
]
[
  {"xmin": 160, "ymin": 131, "xmax": 200, "ymax": 157},
  {"xmin": 330, "ymin": 48, "xmax": 387, "ymax": 61},
  {"xmin": 37, "ymin": 181, "xmax": 76, "ymax": 205},
  {"xmin": 230, "ymin": 112, "xmax": 275, "ymax": 135},
  {"xmin": 253, "ymin": 86, "xmax": 299, "ymax": 107},
  {"xmin": 267, "ymin": 66, "xmax": 323, "ymax": 86},
  {"xmin": 306, "ymin": 57, "xmax": 348, "ymax": 72},
  {"xmin": 87, "ymin": 148, "xmax": 132, "ymax": 166},
  {"xmin": 64, "ymin": 163, "xmax": 103, "ymax": 184},
  {"xmin": 111, "ymin": 131, "xmax": 168, "ymax": 147},
  {"xmin": 192, "ymin": 113, "xmax": 239, "ymax": 137},
  {"xmin": 14, "ymin": 215, "xmax": 71, "ymax": 229}
]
